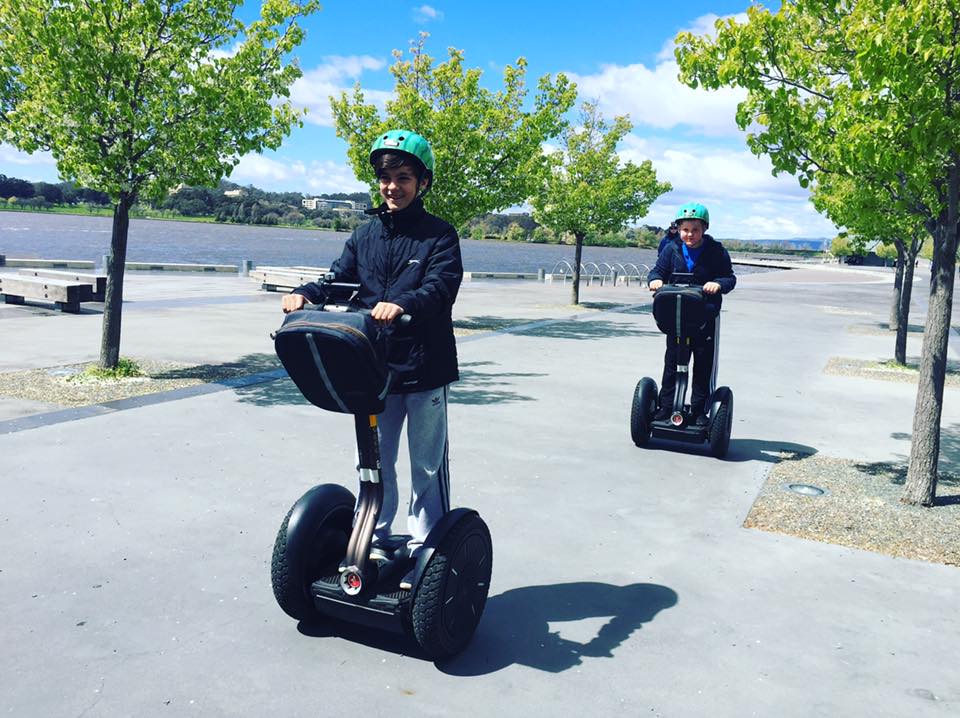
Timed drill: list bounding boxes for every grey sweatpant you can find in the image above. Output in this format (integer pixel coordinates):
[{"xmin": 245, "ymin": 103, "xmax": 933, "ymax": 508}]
[{"xmin": 371, "ymin": 384, "xmax": 451, "ymax": 553}]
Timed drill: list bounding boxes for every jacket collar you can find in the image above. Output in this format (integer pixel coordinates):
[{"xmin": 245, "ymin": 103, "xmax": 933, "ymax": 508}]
[{"xmin": 369, "ymin": 198, "xmax": 426, "ymax": 232}]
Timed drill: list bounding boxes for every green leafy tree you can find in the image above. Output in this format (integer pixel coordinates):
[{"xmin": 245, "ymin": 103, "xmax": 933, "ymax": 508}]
[
  {"xmin": 331, "ymin": 34, "xmax": 577, "ymax": 228},
  {"xmin": 532, "ymin": 102, "xmax": 671, "ymax": 304},
  {"xmin": 0, "ymin": 0, "xmax": 319, "ymax": 368},
  {"xmin": 814, "ymin": 174, "xmax": 925, "ymax": 364},
  {"xmin": 676, "ymin": 0, "xmax": 960, "ymax": 506}
]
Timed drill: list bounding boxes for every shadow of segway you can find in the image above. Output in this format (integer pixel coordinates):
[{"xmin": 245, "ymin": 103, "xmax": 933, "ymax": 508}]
[{"xmin": 439, "ymin": 581, "xmax": 678, "ymax": 675}]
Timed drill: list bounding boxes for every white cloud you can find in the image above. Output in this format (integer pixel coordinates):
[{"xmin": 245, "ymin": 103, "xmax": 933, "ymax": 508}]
[
  {"xmin": 567, "ymin": 12, "xmax": 750, "ymax": 137},
  {"xmin": 567, "ymin": 60, "xmax": 746, "ymax": 136},
  {"xmin": 290, "ymin": 55, "xmax": 392, "ymax": 127},
  {"xmin": 230, "ymin": 153, "xmax": 369, "ymax": 195},
  {"xmin": 655, "ymin": 12, "xmax": 748, "ymax": 62},
  {"xmin": 413, "ymin": 5, "xmax": 444, "ymax": 23},
  {"xmin": 0, "ymin": 144, "xmax": 60, "ymax": 182}
]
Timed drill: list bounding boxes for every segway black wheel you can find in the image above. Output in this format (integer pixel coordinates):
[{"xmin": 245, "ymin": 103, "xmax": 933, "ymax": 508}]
[
  {"xmin": 271, "ymin": 484, "xmax": 355, "ymax": 622},
  {"xmin": 708, "ymin": 393, "xmax": 734, "ymax": 459},
  {"xmin": 411, "ymin": 513, "xmax": 492, "ymax": 660},
  {"xmin": 630, "ymin": 377, "xmax": 658, "ymax": 447}
]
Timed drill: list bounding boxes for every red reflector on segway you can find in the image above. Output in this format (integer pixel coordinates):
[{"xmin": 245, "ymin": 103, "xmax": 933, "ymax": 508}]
[
  {"xmin": 670, "ymin": 413, "xmax": 684, "ymax": 426},
  {"xmin": 347, "ymin": 573, "xmax": 361, "ymax": 589}
]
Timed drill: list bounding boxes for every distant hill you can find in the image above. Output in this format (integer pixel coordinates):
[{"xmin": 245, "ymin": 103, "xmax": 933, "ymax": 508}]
[{"xmin": 720, "ymin": 237, "xmax": 831, "ymax": 251}]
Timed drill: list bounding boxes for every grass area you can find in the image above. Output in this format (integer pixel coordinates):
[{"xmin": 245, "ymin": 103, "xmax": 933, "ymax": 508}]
[{"xmin": 68, "ymin": 357, "xmax": 143, "ymax": 381}]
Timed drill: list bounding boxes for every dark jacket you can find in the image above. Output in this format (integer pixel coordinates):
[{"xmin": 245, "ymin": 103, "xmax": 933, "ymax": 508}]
[
  {"xmin": 648, "ymin": 233, "xmax": 736, "ymax": 312},
  {"xmin": 657, "ymin": 231, "xmax": 680, "ymax": 255},
  {"xmin": 294, "ymin": 199, "xmax": 463, "ymax": 393}
]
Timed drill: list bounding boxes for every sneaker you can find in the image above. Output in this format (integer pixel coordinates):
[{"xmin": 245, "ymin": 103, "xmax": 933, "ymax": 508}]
[
  {"xmin": 399, "ymin": 569, "xmax": 416, "ymax": 591},
  {"xmin": 653, "ymin": 406, "xmax": 671, "ymax": 421},
  {"xmin": 694, "ymin": 413, "xmax": 710, "ymax": 427}
]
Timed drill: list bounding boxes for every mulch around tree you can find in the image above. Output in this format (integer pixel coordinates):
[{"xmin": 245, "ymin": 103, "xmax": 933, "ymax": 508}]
[{"xmin": 744, "ymin": 453, "xmax": 959, "ymax": 566}]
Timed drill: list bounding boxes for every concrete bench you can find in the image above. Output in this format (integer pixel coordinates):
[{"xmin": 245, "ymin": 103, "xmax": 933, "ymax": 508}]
[
  {"xmin": 0, "ymin": 276, "xmax": 90, "ymax": 313},
  {"xmin": 17, "ymin": 269, "xmax": 106, "ymax": 302},
  {"xmin": 250, "ymin": 267, "xmax": 330, "ymax": 292}
]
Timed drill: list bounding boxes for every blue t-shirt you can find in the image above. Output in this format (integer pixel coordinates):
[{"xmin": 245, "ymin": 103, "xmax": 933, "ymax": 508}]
[{"xmin": 681, "ymin": 242, "xmax": 703, "ymax": 272}]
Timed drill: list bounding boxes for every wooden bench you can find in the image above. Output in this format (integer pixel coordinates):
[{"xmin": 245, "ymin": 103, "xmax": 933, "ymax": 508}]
[
  {"xmin": 0, "ymin": 276, "xmax": 90, "ymax": 313},
  {"xmin": 17, "ymin": 269, "xmax": 106, "ymax": 302}
]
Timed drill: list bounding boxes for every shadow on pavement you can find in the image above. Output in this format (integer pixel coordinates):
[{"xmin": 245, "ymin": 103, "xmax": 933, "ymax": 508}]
[
  {"xmin": 723, "ymin": 439, "xmax": 818, "ymax": 463},
  {"xmin": 441, "ymin": 582, "xmax": 678, "ymax": 675},
  {"xmin": 450, "ymin": 361, "xmax": 545, "ymax": 405},
  {"xmin": 640, "ymin": 438, "xmax": 817, "ymax": 463},
  {"xmin": 516, "ymin": 318, "xmax": 658, "ymax": 340},
  {"xmin": 234, "ymin": 375, "xmax": 309, "ymax": 407},
  {"xmin": 295, "ymin": 618, "xmax": 431, "ymax": 662}
]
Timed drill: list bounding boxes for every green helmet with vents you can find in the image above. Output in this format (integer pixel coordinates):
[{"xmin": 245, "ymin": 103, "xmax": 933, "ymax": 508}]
[
  {"xmin": 369, "ymin": 129, "xmax": 435, "ymax": 174},
  {"xmin": 675, "ymin": 202, "xmax": 710, "ymax": 229}
]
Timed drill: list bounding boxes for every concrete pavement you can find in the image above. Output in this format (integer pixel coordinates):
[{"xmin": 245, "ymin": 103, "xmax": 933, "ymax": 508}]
[{"xmin": 1, "ymin": 265, "xmax": 958, "ymax": 717}]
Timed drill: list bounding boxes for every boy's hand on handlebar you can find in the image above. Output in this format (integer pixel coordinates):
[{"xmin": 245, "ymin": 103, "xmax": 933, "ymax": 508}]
[
  {"xmin": 371, "ymin": 301, "xmax": 405, "ymax": 324},
  {"xmin": 648, "ymin": 279, "xmax": 663, "ymax": 292},
  {"xmin": 703, "ymin": 281, "xmax": 721, "ymax": 294},
  {"xmin": 282, "ymin": 293, "xmax": 306, "ymax": 313}
]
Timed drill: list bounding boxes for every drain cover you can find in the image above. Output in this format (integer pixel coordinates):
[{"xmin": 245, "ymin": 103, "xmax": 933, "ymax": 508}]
[{"xmin": 786, "ymin": 483, "xmax": 826, "ymax": 496}]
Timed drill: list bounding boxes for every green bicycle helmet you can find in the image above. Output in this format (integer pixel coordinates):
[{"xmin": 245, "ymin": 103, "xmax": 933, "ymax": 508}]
[
  {"xmin": 369, "ymin": 129, "xmax": 435, "ymax": 174},
  {"xmin": 675, "ymin": 202, "xmax": 710, "ymax": 228}
]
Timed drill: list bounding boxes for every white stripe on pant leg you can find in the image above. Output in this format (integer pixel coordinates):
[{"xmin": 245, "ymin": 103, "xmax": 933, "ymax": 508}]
[{"xmin": 405, "ymin": 385, "xmax": 451, "ymax": 551}]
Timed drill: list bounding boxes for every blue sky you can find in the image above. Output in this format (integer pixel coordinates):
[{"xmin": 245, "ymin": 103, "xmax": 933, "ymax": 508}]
[{"xmin": 0, "ymin": 1, "xmax": 838, "ymax": 240}]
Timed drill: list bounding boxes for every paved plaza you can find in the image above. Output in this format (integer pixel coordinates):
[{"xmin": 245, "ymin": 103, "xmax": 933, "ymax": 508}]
[{"xmin": 1, "ymin": 264, "xmax": 958, "ymax": 717}]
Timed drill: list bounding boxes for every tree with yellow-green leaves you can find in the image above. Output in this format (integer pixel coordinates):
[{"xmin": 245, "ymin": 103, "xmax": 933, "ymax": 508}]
[
  {"xmin": 531, "ymin": 102, "xmax": 671, "ymax": 305},
  {"xmin": 676, "ymin": 0, "xmax": 960, "ymax": 506},
  {"xmin": 331, "ymin": 34, "xmax": 577, "ymax": 229},
  {"xmin": 0, "ymin": 0, "xmax": 319, "ymax": 368}
]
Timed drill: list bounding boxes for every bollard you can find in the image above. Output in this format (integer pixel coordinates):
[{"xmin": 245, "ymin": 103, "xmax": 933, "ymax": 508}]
[
  {"xmin": 538, "ymin": 267, "xmax": 545, "ymax": 282},
  {"xmin": 611, "ymin": 269, "xmax": 618, "ymax": 286},
  {"xmin": 101, "ymin": 254, "xmax": 109, "ymax": 272},
  {"xmin": 239, "ymin": 259, "xmax": 253, "ymax": 277}
]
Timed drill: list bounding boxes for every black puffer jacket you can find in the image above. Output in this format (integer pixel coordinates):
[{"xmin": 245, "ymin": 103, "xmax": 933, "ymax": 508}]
[
  {"xmin": 293, "ymin": 199, "xmax": 463, "ymax": 393},
  {"xmin": 648, "ymin": 233, "xmax": 736, "ymax": 313}
]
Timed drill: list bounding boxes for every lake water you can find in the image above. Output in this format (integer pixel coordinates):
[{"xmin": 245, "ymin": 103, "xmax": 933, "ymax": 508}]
[{"xmin": 0, "ymin": 211, "xmax": 760, "ymax": 275}]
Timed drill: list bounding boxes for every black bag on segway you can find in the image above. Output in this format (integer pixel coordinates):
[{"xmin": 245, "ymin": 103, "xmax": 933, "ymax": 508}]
[
  {"xmin": 652, "ymin": 285, "xmax": 709, "ymax": 338},
  {"xmin": 273, "ymin": 310, "xmax": 389, "ymax": 415}
]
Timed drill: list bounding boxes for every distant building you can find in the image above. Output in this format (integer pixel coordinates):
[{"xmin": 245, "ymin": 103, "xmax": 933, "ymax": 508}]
[
  {"xmin": 301, "ymin": 197, "xmax": 368, "ymax": 214},
  {"xmin": 223, "ymin": 188, "xmax": 245, "ymax": 197}
]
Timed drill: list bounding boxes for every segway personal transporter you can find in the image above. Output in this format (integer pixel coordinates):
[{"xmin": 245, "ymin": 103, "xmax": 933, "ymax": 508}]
[
  {"xmin": 269, "ymin": 278, "xmax": 492, "ymax": 660},
  {"xmin": 631, "ymin": 273, "xmax": 733, "ymax": 458}
]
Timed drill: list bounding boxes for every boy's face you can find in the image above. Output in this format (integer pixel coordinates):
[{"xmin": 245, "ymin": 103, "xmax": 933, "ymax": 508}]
[
  {"xmin": 378, "ymin": 164, "xmax": 427, "ymax": 212},
  {"xmin": 678, "ymin": 219, "xmax": 705, "ymax": 249}
]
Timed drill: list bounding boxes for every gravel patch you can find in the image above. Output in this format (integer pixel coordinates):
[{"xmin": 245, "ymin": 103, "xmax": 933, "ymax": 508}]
[
  {"xmin": 824, "ymin": 357, "xmax": 960, "ymax": 386},
  {"xmin": 744, "ymin": 453, "xmax": 960, "ymax": 566},
  {"xmin": 0, "ymin": 355, "xmax": 281, "ymax": 407},
  {"xmin": 848, "ymin": 322, "xmax": 925, "ymax": 336}
]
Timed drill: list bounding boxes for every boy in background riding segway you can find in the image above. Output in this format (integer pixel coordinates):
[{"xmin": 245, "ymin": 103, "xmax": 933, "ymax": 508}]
[
  {"xmin": 281, "ymin": 129, "xmax": 462, "ymax": 591},
  {"xmin": 647, "ymin": 202, "xmax": 736, "ymax": 425}
]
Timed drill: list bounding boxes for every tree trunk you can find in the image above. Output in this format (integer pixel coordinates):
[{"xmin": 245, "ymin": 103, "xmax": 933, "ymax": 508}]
[
  {"xmin": 571, "ymin": 233, "xmax": 584, "ymax": 305},
  {"xmin": 894, "ymin": 238, "xmax": 921, "ymax": 366},
  {"xmin": 99, "ymin": 195, "xmax": 133, "ymax": 369},
  {"xmin": 903, "ymin": 168, "xmax": 959, "ymax": 506},
  {"xmin": 890, "ymin": 244, "xmax": 904, "ymax": 329}
]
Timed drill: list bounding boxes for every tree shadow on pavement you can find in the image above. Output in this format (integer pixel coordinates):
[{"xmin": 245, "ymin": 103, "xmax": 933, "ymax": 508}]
[
  {"xmin": 233, "ymin": 375, "xmax": 309, "ymax": 407},
  {"xmin": 450, "ymin": 361, "xmax": 545, "ymax": 405},
  {"xmin": 516, "ymin": 318, "xmax": 658, "ymax": 340},
  {"xmin": 440, "ymin": 582, "xmax": 678, "ymax": 675}
]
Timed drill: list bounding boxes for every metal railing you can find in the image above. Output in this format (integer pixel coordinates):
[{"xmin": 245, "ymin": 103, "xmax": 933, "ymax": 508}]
[{"xmin": 548, "ymin": 260, "xmax": 650, "ymax": 286}]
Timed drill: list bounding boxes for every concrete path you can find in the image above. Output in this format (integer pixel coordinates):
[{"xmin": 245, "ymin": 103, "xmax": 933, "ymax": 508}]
[{"xmin": 1, "ymin": 266, "xmax": 958, "ymax": 717}]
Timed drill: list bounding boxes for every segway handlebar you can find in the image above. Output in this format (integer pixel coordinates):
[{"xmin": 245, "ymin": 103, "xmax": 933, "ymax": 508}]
[{"xmin": 300, "ymin": 302, "xmax": 413, "ymax": 327}]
